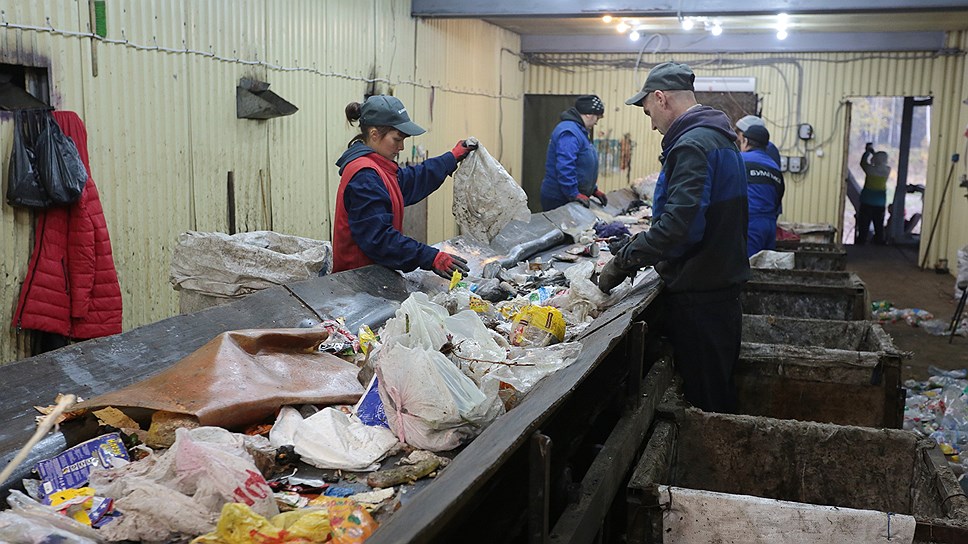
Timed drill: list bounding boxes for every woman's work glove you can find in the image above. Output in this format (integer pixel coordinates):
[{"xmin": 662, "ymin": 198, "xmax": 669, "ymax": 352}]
[
  {"xmin": 432, "ymin": 251, "xmax": 470, "ymax": 279},
  {"xmin": 451, "ymin": 137, "xmax": 480, "ymax": 161},
  {"xmin": 592, "ymin": 189, "xmax": 608, "ymax": 206},
  {"xmin": 596, "ymin": 258, "xmax": 634, "ymax": 294},
  {"xmin": 574, "ymin": 194, "xmax": 591, "ymax": 208}
]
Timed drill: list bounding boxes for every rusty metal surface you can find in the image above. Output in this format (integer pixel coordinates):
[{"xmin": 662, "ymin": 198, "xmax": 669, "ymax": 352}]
[{"xmin": 73, "ymin": 329, "xmax": 364, "ymax": 428}]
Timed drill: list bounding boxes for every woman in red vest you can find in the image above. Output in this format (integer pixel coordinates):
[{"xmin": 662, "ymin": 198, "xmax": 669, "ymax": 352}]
[{"xmin": 333, "ymin": 95, "xmax": 475, "ymax": 277}]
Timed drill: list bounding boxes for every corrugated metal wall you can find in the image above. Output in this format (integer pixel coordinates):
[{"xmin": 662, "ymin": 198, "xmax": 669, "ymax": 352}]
[
  {"xmin": 525, "ymin": 38, "xmax": 968, "ymax": 269},
  {"xmin": 0, "ymin": 0, "xmax": 522, "ymax": 362}
]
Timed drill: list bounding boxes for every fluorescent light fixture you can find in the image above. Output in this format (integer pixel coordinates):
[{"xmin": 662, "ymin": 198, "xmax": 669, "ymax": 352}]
[{"xmin": 693, "ymin": 76, "xmax": 756, "ymax": 93}]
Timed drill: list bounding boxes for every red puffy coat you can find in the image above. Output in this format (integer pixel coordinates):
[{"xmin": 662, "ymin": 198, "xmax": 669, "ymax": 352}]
[{"xmin": 12, "ymin": 111, "xmax": 123, "ymax": 339}]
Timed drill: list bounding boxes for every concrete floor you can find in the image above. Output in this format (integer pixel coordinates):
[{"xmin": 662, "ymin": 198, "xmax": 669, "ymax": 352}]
[{"xmin": 845, "ymin": 243, "xmax": 968, "ymax": 381}]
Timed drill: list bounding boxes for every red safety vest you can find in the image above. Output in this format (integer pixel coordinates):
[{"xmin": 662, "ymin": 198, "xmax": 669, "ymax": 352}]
[{"xmin": 332, "ymin": 153, "xmax": 405, "ymax": 273}]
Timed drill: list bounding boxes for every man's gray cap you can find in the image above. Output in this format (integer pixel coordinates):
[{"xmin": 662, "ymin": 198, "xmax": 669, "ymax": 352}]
[
  {"xmin": 625, "ymin": 62, "xmax": 696, "ymax": 106},
  {"xmin": 361, "ymin": 95, "xmax": 425, "ymax": 136},
  {"xmin": 736, "ymin": 115, "xmax": 766, "ymax": 133}
]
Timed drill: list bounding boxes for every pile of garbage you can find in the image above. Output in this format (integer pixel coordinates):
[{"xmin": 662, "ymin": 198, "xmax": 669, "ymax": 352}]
[
  {"xmin": 2, "ymin": 242, "xmax": 639, "ymax": 543},
  {"xmin": 871, "ymin": 300, "xmax": 937, "ymax": 329},
  {"xmin": 904, "ymin": 366, "xmax": 968, "ymax": 488}
]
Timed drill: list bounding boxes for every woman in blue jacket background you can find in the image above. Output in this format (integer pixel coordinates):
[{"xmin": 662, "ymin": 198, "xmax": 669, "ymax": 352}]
[{"xmin": 540, "ymin": 95, "xmax": 608, "ymax": 211}]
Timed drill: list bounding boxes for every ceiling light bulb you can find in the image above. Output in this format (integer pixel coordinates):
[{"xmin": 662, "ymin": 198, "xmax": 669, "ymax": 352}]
[
  {"xmin": 681, "ymin": 18, "xmax": 694, "ymax": 30},
  {"xmin": 777, "ymin": 12, "xmax": 789, "ymax": 23},
  {"xmin": 602, "ymin": 15, "xmax": 613, "ymax": 23},
  {"xmin": 776, "ymin": 29, "xmax": 788, "ymax": 40},
  {"xmin": 616, "ymin": 22, "xmax": 630, "ymax": 33},
  {"xmin": 711, "ymin": 23, "xmax": 723, "ymax": 36},
  {"xmin": 630, "ymin": 30, "xmax": 641, "ymax": 41}
]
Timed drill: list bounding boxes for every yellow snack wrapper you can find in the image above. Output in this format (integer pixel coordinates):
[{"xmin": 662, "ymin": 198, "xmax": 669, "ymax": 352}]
[
  {"xmin": 510, "ymin": 305, "xmax": 565, "ymax": 347},
  {"xmin": 191, "ymin": 502, "xmax": 332, "ymax": 544}
]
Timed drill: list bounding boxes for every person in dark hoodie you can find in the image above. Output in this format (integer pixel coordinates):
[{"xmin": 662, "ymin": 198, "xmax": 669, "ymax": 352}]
[
  {"xmin": 539, "ymin": 94, "xmax": 608, "ymax": 211},
  {"xmin": 741, "ymin": 124, "xmax": 785, "ymax": 256},
  {"xmin": 333, "ymin": 95, "xmax": 476, "ymax": 277},
  {"xmin": 598, "ymin": 62, "xmax": 750, "ymax": 412}
]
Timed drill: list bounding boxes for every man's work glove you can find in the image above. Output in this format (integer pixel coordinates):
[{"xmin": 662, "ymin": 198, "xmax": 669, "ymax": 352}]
[
  {"xmin": 451, "ymin": 137, "xmax": 480, "ymax": 162},
  {"xmin": 597, "ymin": 258, "xmax": 633, "ymax": 294},
  {"xmin": 574, "ymin": 194, "xmax": 591, "ymax": 208},
  {"xmin": 592, "ymin": 189, "xmax": 608, "ymax": 206},
  {"xmin": 432, "ymin": 251, "xmax": 470, "ymax": 280}
]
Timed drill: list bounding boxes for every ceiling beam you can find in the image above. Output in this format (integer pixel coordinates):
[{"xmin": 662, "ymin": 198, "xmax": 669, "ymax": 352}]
[
  {"xmin": 413, "ymin": 0, "xmax": 968, "ymax": 18},
  {"xmin": 520, "ymin": 31, "xmax": 947, "ymax": 54}
]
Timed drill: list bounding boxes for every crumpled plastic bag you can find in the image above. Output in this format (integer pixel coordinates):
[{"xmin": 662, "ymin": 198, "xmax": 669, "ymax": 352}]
[
  {"xmin": 749, "ymin": 249, "xmax": 795, "ymax": 269},
  {"xmin": 191, "ymin": 502, "xmax": 333, "ymax": 544},
  {"xmin": 89, "ymin": 427, "xmax": 277, "ymax": 542},
  {"xmin": 170, "ymin": 230, "xmax": 333, "ymax": 298},
  {"xmin": 269, "ymin": 406, "xmax": 398, "ymax": 471},
  {"xmin": 557, "ymin": 261, "xmax": 631, "ymax": 320},
  {"xmin": 0, "ymin": 490, "xmax": 101, "ymax": 544},
  {"xmin": 376, "ymin": 343, "xmax": 503, "ymax": 451},
  {"xmin": 452, "ymin": 143, "xmax": 531, "ymax": 244},
  {"xmin": 480, "ymin": 342, "xmax": 583, "ymax": 394}
]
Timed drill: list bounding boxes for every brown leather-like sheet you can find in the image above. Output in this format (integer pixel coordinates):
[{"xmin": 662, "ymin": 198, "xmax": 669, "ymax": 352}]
[{"xmin": 74, "ymin": 329, "xmax": 364, "ymax": 428}]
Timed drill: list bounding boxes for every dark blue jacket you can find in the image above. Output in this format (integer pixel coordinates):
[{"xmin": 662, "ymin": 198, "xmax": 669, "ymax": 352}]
[
  {"xmin": 335, "ymin": 142, "xmax": 457, "ymax": 272},
  {"xmin": 765, "ymin": 142, "xmax": 781, "ymax": 168},
  {"xmin": 614, "ymin": 106, "xmax": 750, "ymax": 292},
  {"xmin": 540, "ymin": 108, "xmax": 599, "ymax": 210},
  {"xmin": 743, "ymin": 148, "xmax": 784, "ymax": 256}
]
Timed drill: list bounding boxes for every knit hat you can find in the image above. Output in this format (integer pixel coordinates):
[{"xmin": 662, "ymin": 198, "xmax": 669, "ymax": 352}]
[
  {"xmin": 575, "ymin": 95, "xmax": 605, "ymax": 115},
  {"xmin": 360, "ymin": 95, "xmax": 425, "ymax": 136},
  {"xmin": 744, "ymin": 125, "xmax": 770, "ymax": 147},
  {"xmin": 625, "ymin": 62, "xmax": 695, "ymax": 106},
  {"xmin": 736, "ymin": 115, "xmax": 765, "ymax": 133}
]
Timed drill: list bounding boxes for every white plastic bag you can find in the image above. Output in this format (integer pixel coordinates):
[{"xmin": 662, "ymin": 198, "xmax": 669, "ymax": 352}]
[
  {"xmin": 444, "ymin": 310, "xmax": 508, "ymax": 363},
  {"xmin": 170, "ymin": 230, "xmax": 332, "ymax": 298},
  {"xmin": 289, "ymin": 407, "xmax": 399, "ymax": 471},
  {"xmin": 749, "ymin": 250, "xmax": 795, "ymax": 269},
  {"xmin": 88, "ymin": 427, "xmax": 276, "ymax": 542},
  {"xmin": 956, "ymin": 245, "xmax": 968, "ymax": 298},
  {"xmin": 268, "ymin": 406, "xmax": 304, "ymax": 448},
  {"xmin": 381, "ymin": 292, "xmax": 451, "ymax": 350},
  {"xmin": 376, "ymin": 343, "xmax": 503, "ymax": 451},
  {"xmin": 453, "ymin": 143, "xmax": 531, "ymax": 244}
]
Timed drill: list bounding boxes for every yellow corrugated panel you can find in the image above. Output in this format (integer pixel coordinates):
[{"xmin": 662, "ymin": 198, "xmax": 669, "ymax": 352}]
[{"xmin": 0, "ymin": 0, "xmax": 523, "ymax": 363}]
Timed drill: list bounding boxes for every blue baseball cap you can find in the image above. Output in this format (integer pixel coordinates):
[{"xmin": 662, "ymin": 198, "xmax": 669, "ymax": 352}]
[{"xmin": 360, "ymin": 95, "xmax": 425, "ymax": 136}]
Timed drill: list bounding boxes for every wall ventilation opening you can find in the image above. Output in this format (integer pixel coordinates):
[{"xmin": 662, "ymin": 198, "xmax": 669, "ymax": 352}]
[{"xmin": 0, "ymin": 63, "xmax": 50, "ymax": 110}]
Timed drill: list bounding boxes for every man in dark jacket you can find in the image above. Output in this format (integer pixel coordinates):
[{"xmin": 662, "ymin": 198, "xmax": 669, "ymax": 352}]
[
  {"xmin": 540, "ymin": 95, "xmax": 609, "ymax": 211},
  {"xmin": 598, "ymin": 62, "xmax": 750, "ymax": 412},
  {"xmin": 742, "ymin": 125, "xmax": 785, "ymax": 256}
]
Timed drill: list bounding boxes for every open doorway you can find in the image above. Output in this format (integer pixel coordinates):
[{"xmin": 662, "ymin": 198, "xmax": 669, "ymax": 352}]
[{"xmin": 842, "ymin": 96, "xmax": 931, "ymax": 247}]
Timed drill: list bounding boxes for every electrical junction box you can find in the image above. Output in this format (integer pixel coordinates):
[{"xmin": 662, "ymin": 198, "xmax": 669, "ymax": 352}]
[
  {"xmin": 788, "ymin": 156, "xmax": 806, "ymax": 173},
  {"xmin": 798, "ymin": 123, "xmax": 814, "ymax": 140},
  {"xmin": 779, "ymin": 156, "xmax": 789, "ymax": 172}
]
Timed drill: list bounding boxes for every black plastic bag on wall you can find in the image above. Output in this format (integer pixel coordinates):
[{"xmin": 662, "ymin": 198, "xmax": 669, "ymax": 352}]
[
  {"xmin": 34, "ymin": 111, "xmax": 88, "ymax": 206},
  {"xmin": 5, "ymin": 109, "xmax": 88, "ymax": 209},
  {"xmin": 5, "ymin": 110, "xmax": 48, "ymax": 208}
]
